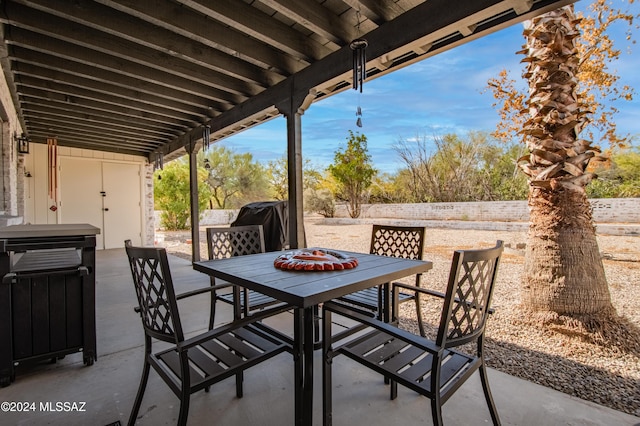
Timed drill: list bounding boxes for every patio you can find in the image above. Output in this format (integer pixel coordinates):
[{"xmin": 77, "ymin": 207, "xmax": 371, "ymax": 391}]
[{"xmin": 1, "ymin": 248, "xmax": 637, "ymax": 426}]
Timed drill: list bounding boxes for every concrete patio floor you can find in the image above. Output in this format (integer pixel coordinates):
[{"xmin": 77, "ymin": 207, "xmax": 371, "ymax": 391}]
[{"xmin": 1, "ymin": 248, "xmax": 638, "ymax": 426}]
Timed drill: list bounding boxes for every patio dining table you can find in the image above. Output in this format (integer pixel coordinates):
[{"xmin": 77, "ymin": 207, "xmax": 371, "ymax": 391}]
[{"xmin": 193, "ymin": 248, "xmax": 432, "ymax": 426}]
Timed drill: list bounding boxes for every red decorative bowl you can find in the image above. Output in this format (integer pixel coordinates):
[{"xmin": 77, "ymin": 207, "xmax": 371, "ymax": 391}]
[{"xmin": 274, "ymin": 249, "xmax": 358, "ymax": 271}]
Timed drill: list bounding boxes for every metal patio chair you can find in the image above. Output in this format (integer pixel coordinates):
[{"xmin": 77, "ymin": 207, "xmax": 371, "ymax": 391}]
[
  {"xmin": 323, "ymin": 241, "xmax": 504, "ymax": 426},
  {"xmin": 125, "ymin": 244, "xmax": 290, "ymax": 426},
  {"xmin": 206, "ymin": 225, "xmax": 283, "ymax": 322},
  {"xmin": 335, "ymin": 224, "xmax": 427, "ymax": 336}
]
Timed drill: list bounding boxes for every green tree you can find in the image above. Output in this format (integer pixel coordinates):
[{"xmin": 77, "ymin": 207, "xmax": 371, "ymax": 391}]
[
  {"xmin": 304, "ymin": 170, "xmax": 337, "ymax": 218},
  {"xmin": 154, "ymin": 159, "xmax": 211, "ymax": 230},
  {"xmin": 266, "ymin": 155, "xmax": 323, "ymax": 200},
  {"xmin": 200, "ymin": 146, "xmax": 268, "ymax": 209},
  {"xmin": 328, "ymin": 131, "xmax": 376, "ymax": 218},
  {"xmin": 478, "ymin": 143, "xmax": 529, "ymax": 201},
  {"xmin": 394, "ymin": 131, "xmax": 525, "ymax": 202},
  {"xmin": 588, "ymin": 147, "xmax": 640, "ymax": 197}
]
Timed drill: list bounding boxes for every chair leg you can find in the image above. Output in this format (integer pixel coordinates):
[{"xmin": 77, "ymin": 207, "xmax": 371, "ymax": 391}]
[
  {"xmin": 415, "ymin": 295, "xmax": 425, "ymax": 337},
  {"xmin": 431, "ymin": 397, "xmax": 444, "ymax": 426},
  {"xmin": 389, "ymin": 380, "xmax": 397, "ymax": 400},
  {"xmin": 322, "ymin": 308, "xmax": 333, "ymax": 426},
  {"xmin": 479, "ymin": 363, "xmax": 501, "ymax": 425},
  {"xmin": 177, "ymin": 352, "xmax": 191, "ymax": 426},
  {"xmin": 127, "ymin": 358, "xmax": 151, "ymax": 426},
  {"xmin": 236, "ymin": 371, "xmax": 244, "ymax": 398},
  {"xmin": 177, "ymin": 393, "xmax": 190, "ymax": 426},
  {"xmin": 208, "ymin": 285, "xmax": 217, "ymax": 330}
]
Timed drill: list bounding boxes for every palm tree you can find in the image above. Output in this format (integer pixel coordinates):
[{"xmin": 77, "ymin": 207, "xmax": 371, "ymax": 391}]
[{"xmin": 518, "ymin": 6, "xmax": 613, "ymax": 316}]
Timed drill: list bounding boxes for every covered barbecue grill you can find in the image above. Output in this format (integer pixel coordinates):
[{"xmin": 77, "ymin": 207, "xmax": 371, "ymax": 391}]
[{"xmin": 231, "ymin": 201, "xmax": 289, "ymax": 252}]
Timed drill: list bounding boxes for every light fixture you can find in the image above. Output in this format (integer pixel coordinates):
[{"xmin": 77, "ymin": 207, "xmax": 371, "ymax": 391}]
[{"xmin": 15, "ymin": 132, "xmax": 30, "ymax": 154}]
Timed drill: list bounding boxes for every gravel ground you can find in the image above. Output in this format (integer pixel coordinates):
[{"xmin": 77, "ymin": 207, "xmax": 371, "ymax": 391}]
[{"xmin": 160, "ymin": 218, "xmax": 640, "ymax": 417}]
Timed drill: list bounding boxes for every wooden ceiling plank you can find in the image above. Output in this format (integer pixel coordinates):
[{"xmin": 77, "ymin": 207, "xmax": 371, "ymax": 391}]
[
  {"xmin": 16, "ymin": 77, "xmax": 206, "ymax": 124},
  {"xmin": 12, "ymin": 58, "xmax": 225, "ymax": 113},
  {"xmin": 19, "ymin": 90, "xmax": 199, "ymax": 128},
  {"xmin": 16, "ymin": 0, "xmax": 278, "ymax": 87},
  {"xmin": 6, "ymin": 32, "xmax": 243, "ymax": 105},
  {"xmin": 97, "ymin": 0, "xmax": 298, "ymax": 78},
  {"xmin": 259, "ymin": 0, "xmax": 354, "ymax": 45},
  {"xmin": 27, "ymin": 131, "xmax": 154, "ymax": 156},
  {"xmin": 26, "ymin": 120, "xmax": 166, "ymax": 146},
  {"xmin": 4, "ymin": 4, "xmax": 259, "ymax": 97},
  {"xmin": 181, "ymin": 0, "xmax": 331, "ymax": 61},
  {"xmin": 25, "ymin": 111, "xmax": 181, "ymax": 140},
  {"xmin": 22, "ymin": 101, "xmax": 190, "ymax": 134}
]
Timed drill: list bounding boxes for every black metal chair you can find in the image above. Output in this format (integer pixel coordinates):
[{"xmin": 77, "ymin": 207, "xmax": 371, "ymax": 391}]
[
  {"xmin": 125, "ymin": 244, "xmax": 290, "ymax": 426},
  {"xmin": 323, "ymin": 241, "xmax": 504, "ymax": 426},
  {"xmin": 206, "ymin": 225, "xmax": 283, "ymax": 321},
  {"xmin": 335, "ymin": 224, "xmax": 427, "ymax": 336}
]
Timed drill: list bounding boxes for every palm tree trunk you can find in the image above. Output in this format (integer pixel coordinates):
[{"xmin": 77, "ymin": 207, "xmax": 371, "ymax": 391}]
[
  {"xmin": 519, "ymin": 6, "xmax": 613, "ymax": 315},
  {"xmin": 523, "ymin": 187, "xmax": 612, "ymax": 314}
]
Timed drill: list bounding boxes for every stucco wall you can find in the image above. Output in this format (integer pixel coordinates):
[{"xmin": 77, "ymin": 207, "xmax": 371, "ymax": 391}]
[{"xmin": 333, "ymin": 199, "xmax": 639, "ymax": 223}]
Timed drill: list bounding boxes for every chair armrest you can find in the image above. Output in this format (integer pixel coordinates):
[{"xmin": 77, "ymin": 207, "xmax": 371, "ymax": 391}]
[
  {"xmin": 177, "ymin": 303, "xmax": 293, "ymax": 351},
  {"xmin": 175, "ymin": 283, "xmax": 229, "ymax": 300},
  {"xmin": 323, "ymin": 301, "xmax": 441, "ymax": 355},
  {"xmin": 393, "ymin": 282, "xmax": 495, "ymax": 314},
  {"xmin": 133, "ymin": 283, "xmax": 231, "ymax": 313}
]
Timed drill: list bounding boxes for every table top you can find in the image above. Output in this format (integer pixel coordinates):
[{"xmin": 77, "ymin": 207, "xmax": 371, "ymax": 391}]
[
  {"xmin": 0, "ymin": 224, "xmax": 100, "ymax": 239},
  {"xmin": 193, "ymin": 248, "xmax": 432, "ymax": 308}
]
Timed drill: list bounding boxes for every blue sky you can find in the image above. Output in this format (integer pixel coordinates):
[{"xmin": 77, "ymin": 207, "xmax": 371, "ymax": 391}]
[{"xmin": 219, "ymin": 3, "xmax": 640, "ymax": 174}]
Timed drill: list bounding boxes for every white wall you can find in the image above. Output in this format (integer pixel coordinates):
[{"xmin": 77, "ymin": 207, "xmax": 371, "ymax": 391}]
[{"xmin": 333, "ymin": 199, "xmax": 640, "ymax": 224}]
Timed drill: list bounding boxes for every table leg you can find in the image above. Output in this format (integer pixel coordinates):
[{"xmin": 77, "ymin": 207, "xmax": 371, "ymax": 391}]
[{"xmin": 294, "ymin": 306, "xmax": 315, "ymax": 426}]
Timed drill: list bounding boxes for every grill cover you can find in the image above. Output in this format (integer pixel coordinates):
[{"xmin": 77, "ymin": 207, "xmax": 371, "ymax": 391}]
[{"xmin": 231, "ymin": 201, "xmax": 289, "ymax": 252}]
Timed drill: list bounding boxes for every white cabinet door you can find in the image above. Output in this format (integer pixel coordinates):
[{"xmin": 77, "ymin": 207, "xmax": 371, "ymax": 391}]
[
  {"xmin": 59, "ymin": 157, "xmax": 105, "ymax": 249},
  {"xmin": 102, "ymin": 162, "xmax": 142, "ymax": 249},
  {"xmin": 59, "ymin": 158, "xmax": 142, "ymax": 249}
]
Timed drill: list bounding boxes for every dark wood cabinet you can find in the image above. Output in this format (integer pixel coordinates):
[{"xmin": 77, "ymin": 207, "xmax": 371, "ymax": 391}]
[{"xmin": 0, "ymin": 224, "xmax": 99, "ymax": 387}]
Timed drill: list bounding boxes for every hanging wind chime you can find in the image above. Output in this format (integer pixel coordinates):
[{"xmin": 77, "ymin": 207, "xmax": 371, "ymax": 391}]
[
  {"xmin": 202, "ymin": 125, "xmax": 211, "ymax": 151},
  {"xmin": 154, "ymin": 150, "xmax": 164, "ymax": 175},
  {"xmin": 350, "ymin": 11, "xmax": 367, "ymax": 128}
]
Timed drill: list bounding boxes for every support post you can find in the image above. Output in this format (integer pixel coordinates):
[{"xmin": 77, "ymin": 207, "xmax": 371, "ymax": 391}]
[
  {"xmin": 185, "ymin": 139, "xmax": 200, "ymax": 262},
  {"xmin": 276, "ymin": 89, "xmax": 315, "ymax": 249}
]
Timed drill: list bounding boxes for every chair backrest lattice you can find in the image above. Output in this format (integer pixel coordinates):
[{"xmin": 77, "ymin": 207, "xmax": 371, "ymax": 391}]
[
  {"xmin": 206, "ymin": 225, "xmax": 265, "ymax": 260},
  {"xmin": 369, "ymin": 225, "xmax": 425, "ymax": 260},
  {"xmin": 436, "ymin": 241, "xmax": 503, "ymax": 349},
  {"xmin": 126, "ymin": 246, "xmax": 184, "ymax": 344}
]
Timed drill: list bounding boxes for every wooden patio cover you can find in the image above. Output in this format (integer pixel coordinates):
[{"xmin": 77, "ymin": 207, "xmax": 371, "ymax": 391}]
[{"xmin": 0, "ymin": 0, "xmax": 575, "ymax": 258}]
